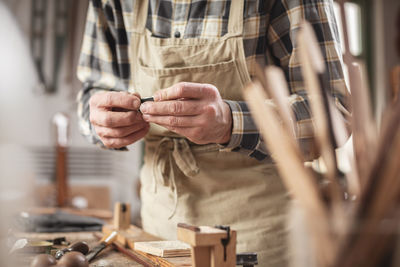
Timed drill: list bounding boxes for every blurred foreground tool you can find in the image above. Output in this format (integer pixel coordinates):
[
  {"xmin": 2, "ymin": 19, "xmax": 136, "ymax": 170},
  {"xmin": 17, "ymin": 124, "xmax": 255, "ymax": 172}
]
[{"xmin": 243, "ymin": 9, "xmax": 400, "ymax": 267}]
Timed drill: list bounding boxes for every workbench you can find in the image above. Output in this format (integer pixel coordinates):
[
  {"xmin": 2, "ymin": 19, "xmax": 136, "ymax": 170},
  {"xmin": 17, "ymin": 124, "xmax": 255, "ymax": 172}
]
[{"xmin": 14, "ymin": 226, "xmax": 193, "ymax": 267}]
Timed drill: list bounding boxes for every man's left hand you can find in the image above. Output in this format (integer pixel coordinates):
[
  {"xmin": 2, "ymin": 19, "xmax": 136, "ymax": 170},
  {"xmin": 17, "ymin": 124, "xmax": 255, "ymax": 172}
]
[{"xmin": 140, "ymin": 82, "xmax": 232, "ymax": 145}]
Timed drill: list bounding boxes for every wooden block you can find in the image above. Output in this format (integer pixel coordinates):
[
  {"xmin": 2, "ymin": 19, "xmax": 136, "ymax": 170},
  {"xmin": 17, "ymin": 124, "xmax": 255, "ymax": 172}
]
[
  {"xmin": 134, "ymin": 240, "xmax": 191, "ymax": 257},
  {"xmin": 177, "ymin": 226, "xmax": 227, "ymax": 246},
  {"xmin": 113, "ymin": 202, "xmax": 130, "ymax": 230},
  {"xmin": 192, "ymin": 247, "xmax": 211, "ymax": 267},
  {"xmin": 177, "ymin": 224, "xmax": 236, "ymax": 267}
]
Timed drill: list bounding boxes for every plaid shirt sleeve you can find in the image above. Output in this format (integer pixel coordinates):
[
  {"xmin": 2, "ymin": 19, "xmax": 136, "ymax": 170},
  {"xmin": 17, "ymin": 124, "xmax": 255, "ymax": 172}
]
[
  {"xmin": 222, "ymin": 0, "xmax": 350, "ymax": 161},
  {"xmin": 76, "ymin": 0, "xmax": 131, "ymax": 149}
]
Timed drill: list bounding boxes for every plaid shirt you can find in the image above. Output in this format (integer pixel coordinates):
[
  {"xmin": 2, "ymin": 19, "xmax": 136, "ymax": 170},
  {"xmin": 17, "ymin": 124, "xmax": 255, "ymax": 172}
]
[{"xmin": 77, "ymin": 0, "xmax": 348, "ymax": 161}]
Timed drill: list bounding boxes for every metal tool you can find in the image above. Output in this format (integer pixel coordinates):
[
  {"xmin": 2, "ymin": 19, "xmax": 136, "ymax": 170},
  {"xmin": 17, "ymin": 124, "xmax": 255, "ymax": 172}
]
[
  {"xmin": 85, "ymin": 231, "xmax": 118, "ymax": 262},
  {"xmin": 215, "ymin": 225, "xmax": 230, "ymax": 261},
  {"xmin": 141, "ymin": 97, "xmax": 154, "ymax": 103},
  {"xmin": 236, "ymin": 252, "xmax": 258, "ymax": 267},
  {"xmin": 55, "ymin": 241, "xmax": 89, "ymax": 260}
]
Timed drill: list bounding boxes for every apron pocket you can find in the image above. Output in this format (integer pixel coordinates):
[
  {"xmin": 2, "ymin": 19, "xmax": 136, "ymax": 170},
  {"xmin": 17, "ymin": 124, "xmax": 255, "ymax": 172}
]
[{"xmin": 136, "ymin": 59, "xmax": 245, "ymax": 100}]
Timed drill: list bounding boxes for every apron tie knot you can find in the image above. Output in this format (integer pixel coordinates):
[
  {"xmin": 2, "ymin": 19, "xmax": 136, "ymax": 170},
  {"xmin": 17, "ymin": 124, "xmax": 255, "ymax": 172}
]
[{"xmin": 152, "ymin": 137, "xmax": 200, "ymax": 219}]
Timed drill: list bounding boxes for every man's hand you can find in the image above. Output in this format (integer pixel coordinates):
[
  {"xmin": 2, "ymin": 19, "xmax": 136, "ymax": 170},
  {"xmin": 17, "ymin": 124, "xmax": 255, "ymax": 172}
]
[
  {"xmin": 140, "ymin": 82, "xmax": 232, "ymax": 145},
  {"xmin": 89, "ymin": 91, "xmax": 150, "ymax": 148}
]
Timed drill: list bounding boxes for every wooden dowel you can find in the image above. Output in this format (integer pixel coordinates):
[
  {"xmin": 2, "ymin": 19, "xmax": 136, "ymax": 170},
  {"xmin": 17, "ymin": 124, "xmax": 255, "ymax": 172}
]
[
  {"xmin": 263, "ymin": 66, "xmax": 297, "ymax": 140},
  {"xmin": 112, "ymin": 241, "xmax": 154, "ymax": 267},
  {"xmin": 297, "ymin": 21, "xmax": 344, "ymax": 210},
  {"xmin": 243, "ymin": 82, "xmax": 336, "ymax": 267},
  {"xmin": 337, "ymin": 0, "xmax": 377, "ymax": 190}
]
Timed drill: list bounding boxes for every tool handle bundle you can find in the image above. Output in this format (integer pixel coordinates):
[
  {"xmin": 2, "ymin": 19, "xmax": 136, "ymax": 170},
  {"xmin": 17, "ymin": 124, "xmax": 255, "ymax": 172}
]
[{"xmin": 243, "ymin": 8, "xmax": 400, "ymax": 267}]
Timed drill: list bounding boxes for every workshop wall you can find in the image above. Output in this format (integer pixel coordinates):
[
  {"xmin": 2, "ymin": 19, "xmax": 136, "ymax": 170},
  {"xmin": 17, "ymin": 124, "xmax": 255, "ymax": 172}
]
[{"xmin": 0, "ymin": 1, "xmax": 142, "ymax": 221}]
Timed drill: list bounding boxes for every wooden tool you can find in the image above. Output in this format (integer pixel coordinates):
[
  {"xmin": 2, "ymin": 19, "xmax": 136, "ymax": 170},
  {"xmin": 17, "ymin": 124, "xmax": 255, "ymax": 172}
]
[
  {"xmin": 177, "ymin": 223, "xmax": 236, "ymax": 267},
  {"xmin": 102, "ymin": 202, "xmax": 132, "ymax": 246},
  {"xmin": 113, "ymin": 202, "xmax": 130, "ymax": 231},
  {"xmin": 297, "ymin": 21, "xmax": 343, "ymax": 206},
  {"xmin": 52, "ymin": 112, "xmax": 70, "ymax": 207},
  {"xmin": 337, "ymin": 0, "xmax": 377, "ymax": 190},
  {"xmin": 86, "ymin": 231, "xmax": 118, "ymax": 262},
  {"xmin": 257, "ymin": 65, "xmax": 296, "ymax": 141},
  {"xmin": 243, "ymin": 81, "xmax": 335, "ymax": 267},
  {"xmin": 242, "ymin": 8, "xmax": 400, "ymax": 266}
]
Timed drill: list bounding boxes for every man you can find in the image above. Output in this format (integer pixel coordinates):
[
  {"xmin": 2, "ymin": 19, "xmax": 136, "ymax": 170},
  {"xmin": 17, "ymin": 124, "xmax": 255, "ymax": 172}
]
[{"xmin": 77, "ymin": 1, "xmax": 348, "ymax": 266}]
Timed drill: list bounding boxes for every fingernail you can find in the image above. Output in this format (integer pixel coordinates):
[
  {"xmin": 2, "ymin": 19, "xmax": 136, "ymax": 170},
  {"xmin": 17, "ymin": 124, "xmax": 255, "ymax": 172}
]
[
  {"xmin": 142, "ymin": 114, "xmax": 150, "ymax": 121},
  {"xmin": 140, "ymin": 103, "xmax": 149, "ymax": 113},
  {"xmin": 133, "ymin": 99, "xmax": 140, "ymax": 108},
  {"xmin": 153, "ymin": 94, "xmax": 160, "ymax": 101}
]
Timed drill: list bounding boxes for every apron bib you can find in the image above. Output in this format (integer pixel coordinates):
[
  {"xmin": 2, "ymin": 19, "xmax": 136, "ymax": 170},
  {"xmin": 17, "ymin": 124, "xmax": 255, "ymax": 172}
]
[{"xmin": 129, "ymin": 1, "xmax": 289, "ymax": 266}]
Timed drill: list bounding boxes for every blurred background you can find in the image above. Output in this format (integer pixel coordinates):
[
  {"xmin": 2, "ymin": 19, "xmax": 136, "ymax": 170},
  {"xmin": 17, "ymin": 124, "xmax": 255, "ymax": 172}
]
[
  {"xmin": 0, "ymin": 0, "xmax": 398, "ymax": 230},
  {"xmin": 0, "ymin": 0, "xmax": 143, "ymax": 224}
]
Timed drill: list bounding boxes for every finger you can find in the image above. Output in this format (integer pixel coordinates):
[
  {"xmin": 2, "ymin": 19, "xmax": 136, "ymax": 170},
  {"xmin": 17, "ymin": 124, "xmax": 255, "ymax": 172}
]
[
  {"xmin": 140, "ymin": 100, "xmax": 203, "ymax": 116},
  {"xmin": 90, "ymin": 91, "xmax": 141, "ymax": 110},
  {"xmin": 142, "ymin": 114, "xmax": 205, "ymax": 128},
  {"xmin": 90, "ymin": 110, "xmax": 143, "ymax": 127},
  {"xmin": 154, "ymin": 82, "xmax": 217, "ymax": 101},
  {"xmin": 101, "ymin": 124, "xmax": 150, "ymax": 149},
  {"xmin": 94, "ymin": 122, "xmax": 149, "ymax": 138}
]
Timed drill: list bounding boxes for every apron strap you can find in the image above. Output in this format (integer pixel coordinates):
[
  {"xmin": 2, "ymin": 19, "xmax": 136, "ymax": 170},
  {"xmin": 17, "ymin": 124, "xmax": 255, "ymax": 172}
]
[
  {"xmin": 151, "ymin": 137, "xmax": 200, "ymax": 219},
  {"xmin": 132, "ymin": 0, "xmax": 149, "ymax": 33},
  {"xmin": 227, "ymin": 0, "xmax": 244, "ymax": 35}
]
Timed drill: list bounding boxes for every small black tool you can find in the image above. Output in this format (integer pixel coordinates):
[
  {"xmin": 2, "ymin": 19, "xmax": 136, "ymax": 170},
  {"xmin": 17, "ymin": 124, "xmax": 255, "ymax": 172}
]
[
  {"xmin": 236, "ymin": 252, "xmax": 258, "ymax": 267},
  {"xmin": 140, "ymin": 97, "xmax": 154, "ymax": 103},
  {"xmin": 215, "ymin": 225, "xmax": 230, "ymax": 261}
]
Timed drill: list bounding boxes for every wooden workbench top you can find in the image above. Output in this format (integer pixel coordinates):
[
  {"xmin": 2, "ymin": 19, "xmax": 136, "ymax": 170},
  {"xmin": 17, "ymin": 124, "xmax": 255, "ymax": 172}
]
[
  {"xmin": 14, "ymin": 226, "xmax": 192, "ymax": 267},
  {"xmin": 14, "ymin": 231, "xmax": 141, "ymax": 266}
]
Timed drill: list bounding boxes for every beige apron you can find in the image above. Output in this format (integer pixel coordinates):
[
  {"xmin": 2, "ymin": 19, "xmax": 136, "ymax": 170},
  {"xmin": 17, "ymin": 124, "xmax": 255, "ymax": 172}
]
[{"xmin": 129, "ymin": 1, "xmax": 289, "ymax": 266}]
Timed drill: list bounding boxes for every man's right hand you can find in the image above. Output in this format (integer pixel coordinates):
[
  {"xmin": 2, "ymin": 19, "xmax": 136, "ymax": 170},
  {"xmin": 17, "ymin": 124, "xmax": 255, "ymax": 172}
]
[{"xmin": 89, "ymin": 91, "xmax": 150, "ymax": 148}]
